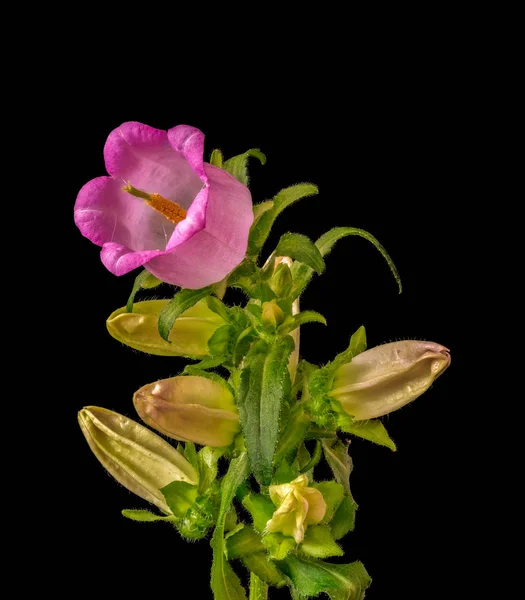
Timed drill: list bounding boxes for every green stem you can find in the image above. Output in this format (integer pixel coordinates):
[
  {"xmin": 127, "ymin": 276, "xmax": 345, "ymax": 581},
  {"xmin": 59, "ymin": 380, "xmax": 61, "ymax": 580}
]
[{"xmin": 249, "ymin": 572, "xmax": 268, "ymax": 600}]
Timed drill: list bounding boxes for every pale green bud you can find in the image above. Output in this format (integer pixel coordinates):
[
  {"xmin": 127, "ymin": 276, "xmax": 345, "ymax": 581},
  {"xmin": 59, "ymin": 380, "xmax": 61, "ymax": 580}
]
[
  {"xmin": 106, "ymin": 299, "xmax": 224, "ymax": 357},
  {"xmin": 266, "ymin": 474, "xmax": 326, "ymax": 544},
  {"xmin": 78, "ymin": 407, "xmax": 198, "ymax": 514},
  {"xmin": 134, "ymin": 376, "xmax": 241, "ymax": 448},
  {"xmin": 330, "ymin": 341, "xmax": 451, "ymax": 420},
  {"xmin": 262, "ymin": 300, "xmax": 285, "ymax": 327}
]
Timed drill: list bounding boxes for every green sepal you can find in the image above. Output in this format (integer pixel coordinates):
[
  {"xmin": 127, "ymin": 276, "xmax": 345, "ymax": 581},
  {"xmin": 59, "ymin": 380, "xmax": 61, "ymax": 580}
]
[
  {"xmin": 209, "ymin": 148, "xmax": 224, "ymax": 168},
  {"xmin": 223, "ymin": 148, "xmax": 266, "ymax": 186},
  {"xmin": 182, "ymin": 442, "xmax": 199, "ymax": 474},
  {"xmin": 242, "ymin": 493, "xmax": 275, "ymax": 533},
  {"xmin": 337, "ymin": 413, "xmax": 397, "ymax": 451},
  {"xmin": 278, "ymin": 311, "xmax": 326, "ymax": 336},
  {"xmin": 279, "ymin": 556, "xmax": 371, "ymax": 600},
  {"xmin": 160, "ymin": 481, "xmax": 199, "ymax": 518},
  {"xmin": 274, "ymin": 233, "xmax": 325, "ymax": 274},
  {"xmin": 262, "ymin": 532, "xmax": 296, "ymax": 560},
  {"xmin": 207, "ymin": 324, "xmax": 236, "ymax": 357},
  {"xmin": 158, "ymin": 286, "xmax": 212, "ymax": 341},
  {"xmin": 321, "ymin": 438, "xmax": 354, "ymax": 497},
  {"xmin": 248, "ymin": 184, "xmax": 318, "ymax": 255},
  {"xmin": 121, "ymin": 509, "xmax": 175, "ymax": 523},
  {"xmin": 311, "ymin": 481, "xmax": 344, "ymax": 522},
  {"xmin": 206, "ymin": 295, "xmax": 233, "ymax": 321},
  {"xmin": 237, "ymin": 336, "xmax": 295, "ymax": 484},
  {"xmin": 197, "ymin": 446, "xmax": 226, "ymax": 494},
  {"xmin": 300, "ymin": 525, "xmax": 343, "ymax": 558},
  {"xmin": 242, "ymin": 553, "xmax": 286, "ymax": 588},
  {"xmin": 330, "ymin": 495, "xmax": 357, "ymax": 539},
  {"xmin": 211, "ymin": 453, "xmax": 250, "ymax": 600},
  {"xmin": 186, "ymin": 355, "xmax": 227, "ymax": 371},
  {"xmin": 290, "ymin": 226, "xmax": 402, "ymax": 300},
  {"xmin": 226, "ymin": 525, "xmax": 265, "ymax": 559},
  {"xmin": 126, "ymin": 269, "xmax": 162, "ymax": 312}
]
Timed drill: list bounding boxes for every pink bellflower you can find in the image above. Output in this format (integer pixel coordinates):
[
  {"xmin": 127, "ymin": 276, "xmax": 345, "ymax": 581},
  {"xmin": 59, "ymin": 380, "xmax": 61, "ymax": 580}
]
[{"xmin": 74, "ymin": 122, "xmax": 253, "ymax": 289}]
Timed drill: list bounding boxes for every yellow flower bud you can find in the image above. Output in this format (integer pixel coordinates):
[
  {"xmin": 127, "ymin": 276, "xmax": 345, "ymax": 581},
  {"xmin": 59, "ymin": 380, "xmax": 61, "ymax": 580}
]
[
  {"xmin": 134, "ymin": 376, "xmax": 241, "ymax": 448},
  {"xmin": 330, "ymin": 341, "xmax": 451, "ymax": 420},
  {"xmin": 266, "ymin": 474, "xmax": 326, "ymax": 544},
  {"xmin": 107, "ymin": 299, "xmax": 224, "ymax": 357},
  {"xmin": 78, "ymin": 406, "xmax": 198, "ymax": 513}
]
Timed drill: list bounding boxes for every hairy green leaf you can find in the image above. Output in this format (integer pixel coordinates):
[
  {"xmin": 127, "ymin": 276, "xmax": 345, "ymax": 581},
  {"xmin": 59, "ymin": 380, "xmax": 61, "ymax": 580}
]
[
  {"xmin": 274, "ymin": 233, "xmax": 325, "ymax": 274},
  {"xmin": 158, "ymin": 287, "xmax": 212, "ymax": 341},
  {"xmin": 238, "ymin": 336, "xmax": 295, "ymax": 484},
  {"xmin": 223, "ymin": 149, "xmax": 266, "ymax": 186}
]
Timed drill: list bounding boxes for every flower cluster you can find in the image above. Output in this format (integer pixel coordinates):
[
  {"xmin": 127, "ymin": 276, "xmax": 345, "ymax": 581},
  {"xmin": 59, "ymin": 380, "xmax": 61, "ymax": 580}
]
[{"xmin": 75, "ymin": 122, "xmax": 450, "ymax": 599}]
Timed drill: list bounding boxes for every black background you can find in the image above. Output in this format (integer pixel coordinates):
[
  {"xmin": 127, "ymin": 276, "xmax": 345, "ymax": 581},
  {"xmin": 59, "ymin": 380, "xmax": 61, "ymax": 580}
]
[{"xmin": 52, "ymin": 86, "xmax": 473, "ymax": 599}]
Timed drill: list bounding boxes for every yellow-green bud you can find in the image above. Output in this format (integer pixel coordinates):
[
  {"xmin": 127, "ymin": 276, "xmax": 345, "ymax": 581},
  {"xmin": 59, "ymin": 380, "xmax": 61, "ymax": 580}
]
[
  {"xmin": 266, "ymin": 474, "xmax": 326, "ymax": 544},
  {"xmin": 262, "ymin": 300, "xmax": 285, "ymax": 327},
  {"xmin": 270, "ymin": 262, "xmax": 293, "ymax": 296},
  {"xmin": 78, "ymin": 407, "xmax": 198, "ymax": 514},
  {"xmin": 106, "ymin": 299, "xmax": 224, "ymax": 357},
  {"xmin": 330, "ymin": 340, "xmax": 451, "ymax": 420},
  {"xmin": 134, "ymin": 376, "xmax": 241, "ymax": 448}
]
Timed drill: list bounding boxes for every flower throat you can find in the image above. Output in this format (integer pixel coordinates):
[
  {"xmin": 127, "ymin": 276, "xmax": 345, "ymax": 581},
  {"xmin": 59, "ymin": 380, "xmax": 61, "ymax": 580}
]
[{"xmin": 123, "ymin": 183, "xmax": 187, "ymax": 225}]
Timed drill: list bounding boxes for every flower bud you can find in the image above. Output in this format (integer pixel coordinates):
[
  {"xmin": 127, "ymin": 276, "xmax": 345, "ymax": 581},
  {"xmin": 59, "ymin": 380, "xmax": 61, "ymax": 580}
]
[
  {"xmin": 330, "ymin": 341, "xmax": 451, "ymax": 420},
  {"xmin": 262, "ymin": 300, "xmax": 285, "ymax": 327},
  {"xmin": 266, "ymin": 474, "xmax": 326, "ymax": 544},
  {"xmin": 134, "ymin": 376, "xmax": 241, "ymax": 447},
  {"xmin": 107, "ymin": 299, "xmax": 225, "ymax": 357},
  {"xmin": 78, "ymin": 407, "xmax": 198, "ymax": 513}
]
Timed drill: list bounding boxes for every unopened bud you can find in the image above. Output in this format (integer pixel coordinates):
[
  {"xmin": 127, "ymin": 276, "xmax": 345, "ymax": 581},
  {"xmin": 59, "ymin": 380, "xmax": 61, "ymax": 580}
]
[
  {"xmin": 330, "ymin": 341, "xmax": 451, "ymax": 420},
  {"xmin": 107, "ymin": 299, "xmax": 224, "ymax": 357},
  {"xmin": 134, "ymin": 376, "xmax": 241, "ymax": 447},
  {"xmin": 266, "ymin": 474, "xmax": 326, "ymax": 544},
  {"xmin": 78, "ymin": 407, "xmax": 198, "ymax": 514},
  {"xmin": 262, "ymin": 300, "xmax": 285, "ymax": 327}
]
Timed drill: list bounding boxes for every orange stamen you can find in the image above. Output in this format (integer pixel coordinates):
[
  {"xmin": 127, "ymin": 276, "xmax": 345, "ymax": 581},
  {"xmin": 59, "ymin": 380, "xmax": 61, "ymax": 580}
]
[{"xmin": 146, "ymin": 193, "xmax": 187, "ymax": 225}]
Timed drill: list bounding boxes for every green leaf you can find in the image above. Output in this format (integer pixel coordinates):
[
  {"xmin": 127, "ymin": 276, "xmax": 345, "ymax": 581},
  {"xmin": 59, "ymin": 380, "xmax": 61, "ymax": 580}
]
[
  {"xmin": 321, "ymin": 439, "xmax": 354, "ymax": 497},
  {"xmin": 298, "ymin": 441, "xmax": 322, "ymax": 475},
  {"xmin": 186, "ymin": 356, "xmax": 227, "ymax": 371},
  {"xmin": 238, "ymin": 336, "xmax": 295, "ymax": 484},
  {"xmin": 158, "ymin": 286, "xmax": 212, "ymax": 341},
  {"xmin": 312, "ymin": 481, "xmax": 344, "ymax": 522},
  {"xmin": 242, "ymin": 493, "xmax": 275, "ymax": 533},
  {"xmin": 160, "ymin": 481, "xmax": 199, "ymax": 518},
  {"xmin": 300, "ymin": 525, "xmax": 343, "ymax": 558},
  {"xmin": 253, "ymin": 200, "xmax": 274, "ymax": 221},
  {"xmin": 207, "ymin": 296, "xmax": 233, "ymax": 322},
  {"xmin": 339, "ymin": 416, "xmax": 397, "ymax": 451},
  {"xmin": 210, "ymin": 148, "xmax": 224, "ymax": 168},
  {"xmin": 278, "ymin": 311, "xmax": 327, "ymax": 336},
  {"xmin": 272, "ymin": 459, "xmax": 299, "ymax": 485},
  {"xmin": 226, "ymin": 525, "xmax": 265, "ymax": 559},
  {"xmin": 247, "ymin": 184, "xmax": 318, "ymax": 255},
  {"xmin": 211, "ymin": 453, "xmax": 250, "ymax": 600},
  {"xmin": 274, "ymin": 406, "xmax": 311, "ymax": 463},
  {"xmin": 331, "ymin": 495, "xmax": 357, "ymax": 539},
  {"xmin": 121, "ymin": 509, "xmax": 174, "ymax": 523},
  {"xmin": 223, "ymin": 148, "xmax": 266, "ymax": 186},
  {"xmin": 197, "ymin": 446, "xmax": 226, "ymax": 494},
  {"xmin": 243, "ymin": 554, "xmax": 286, "ymax": 588},
  {"xmin": 274, "ymin": 233, "xmax": 325, "ymax": 274},
  {"xmin": 291, "ymin": 226, "xmax": 402, "ymax": 299},
  {"xmin": 279, "ymin": 555, "xmax": 371, "ymax": 600},
  {"xmin": 126, "ymin": 269, "xmax": 162, "ymax": 312}
]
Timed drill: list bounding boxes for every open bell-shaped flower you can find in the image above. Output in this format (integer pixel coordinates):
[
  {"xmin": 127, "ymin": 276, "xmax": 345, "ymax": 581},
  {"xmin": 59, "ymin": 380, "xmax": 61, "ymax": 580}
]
[
  {"xmin": 330, "ymin": 340, "xmax": 451, "ymax": 420},
  {"xmin": 266, "ymin": 474, "xmax": 326, "ymax": 544},
  {"xmin": 133, "ymin": 376, "xmax": 240, "ymax": 447},
  {"xmin": 74, "ymin": 122, "xmax": 254, "ymax": 289},
  {"xmin": 78, "ymin": 406, "xmax": 197, "ymax": 514}
]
